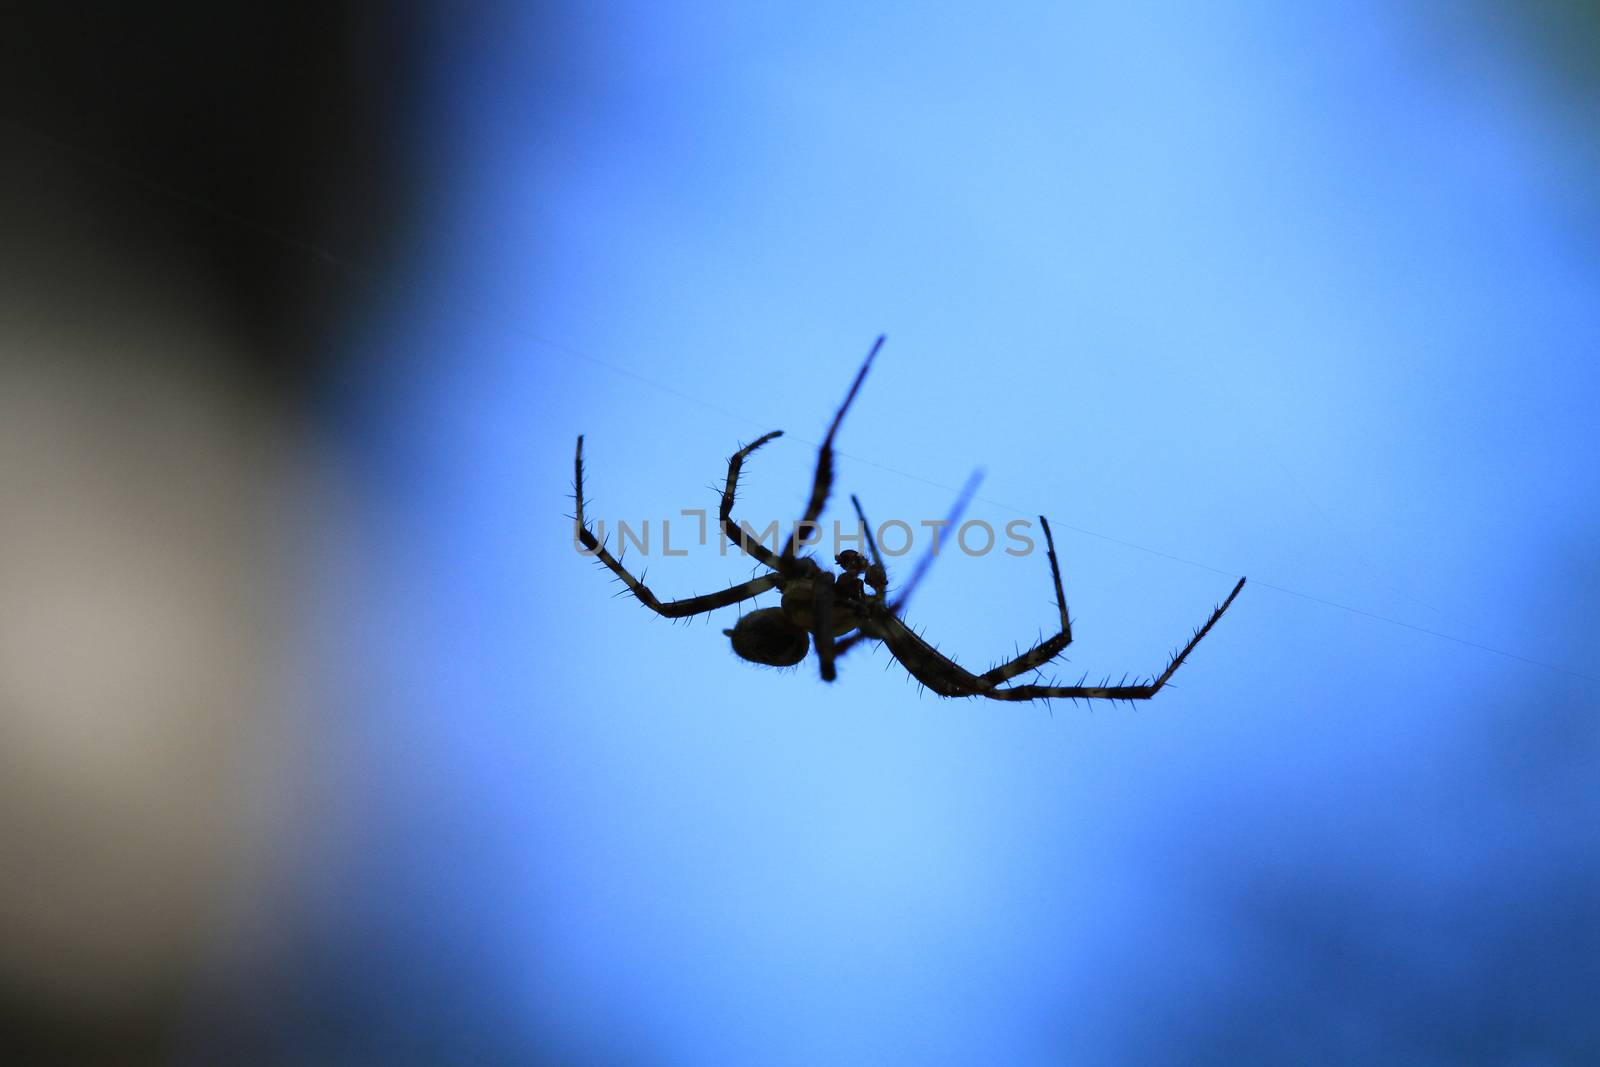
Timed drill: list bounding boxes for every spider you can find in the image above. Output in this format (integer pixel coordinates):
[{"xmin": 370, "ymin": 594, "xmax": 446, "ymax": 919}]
[{"xmin": 572, "ymin": 336, "xmax": 1246, "ymax": 702}]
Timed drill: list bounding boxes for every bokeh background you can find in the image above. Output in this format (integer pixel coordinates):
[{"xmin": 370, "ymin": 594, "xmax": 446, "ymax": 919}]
[{"xmin": 4, "ymin": 3, "xmax": 1597, "ymax": 1064}]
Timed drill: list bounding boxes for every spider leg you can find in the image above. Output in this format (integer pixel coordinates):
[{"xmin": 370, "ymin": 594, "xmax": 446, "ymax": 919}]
[
  {"xmin": 977, "ymin": 515, "xmax": 1073, "ymax": 685},
  {"xmin": 980, "ymin": 577, "xmax": 1247, "ymax": 701},
  {"xmin": 720, "ymin": 430, "xmax": 785, "ymax": 571},
  {"xmin": 865, "ymin": 611, "xmax": 982, "ymax": 696},
  {"xmin": 837, "ymin": 471, "xmax": 983, "ymax": 647},
  {"xmin": 779, "ymin": 335, "xmax": 884, "ymax": 564},
  {"xmin": 576, "ymin": 436, "xmax": 781, "ymax": 616},
  {"xmin": 813, "ymin": 574, "xmax": 839, "ymax": 682},
  {"xmin": 849, "ymin": 493, "xmax": 885, "ymax": 574},
  {"xmin": 890, "ymin": 469, "xmax": 982, "ymax": 615},
  {"xmin": 865, "ymin": 574, "xmax": 1246, "ymax": 702},
  {"xmin": 831, "ymin": 494, "xmax": 887, "ymax": 662},
  {"xmin": 833, "ymin": 472, "xmax": 982, "ymax": 662}
]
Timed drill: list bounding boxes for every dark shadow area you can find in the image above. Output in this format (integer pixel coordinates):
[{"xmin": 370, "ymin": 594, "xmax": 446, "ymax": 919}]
[
  {"xmin": 1, "ymin": 3, "xmax": 432, "ymax": 396},
  {"xmin": 1, "ymin": 5, "xmax": 432, "ymax": 1065}
]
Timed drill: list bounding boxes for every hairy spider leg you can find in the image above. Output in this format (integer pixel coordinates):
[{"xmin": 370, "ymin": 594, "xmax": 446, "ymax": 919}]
[
  {"xmin": 831, "ymin": 471, "xmax": 982, "ymax": 661},
  {"xmin": 832, "ymin": 470, "xmax": 979, "ymax": 655},
  {"xmin": 980, "ymin": 576, "xmax": 1246, "ymax": 701},
  {"xmin": 829, "ymin": 495, "xmax": 888, "ymax": 664},
  {"xmin": 813, "ymin": 574, "xmax": 838, "ymax": 682},
  {"xmin": 865, "ymin": 562, "xmax": 1246, "ymax": 701},
  {"xmin": 778, "ymin": 334, "xmax": 884, "ymax": 565},
  {"xmin": 975, "ymin": 515, "xmax": 1074, "ymax": 685},
  {"xmin": 720, "ymin": 430, "xmax": 784, "ymax": 571},
  {"xmin": 575, "ymin": 435, "xmax": 780, "ymax": 616}
]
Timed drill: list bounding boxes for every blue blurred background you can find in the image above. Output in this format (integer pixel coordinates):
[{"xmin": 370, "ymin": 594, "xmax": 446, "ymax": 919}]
[{"xmin": 4, "ymin": 2, "xmax": 1597, "ymax": 1064}]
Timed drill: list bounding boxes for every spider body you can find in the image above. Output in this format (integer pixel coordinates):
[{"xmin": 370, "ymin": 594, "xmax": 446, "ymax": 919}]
[
  {"xmin": 724, "ymin": 607, "xmax": 811, "ymax": 667},
  {"xmin": 725, "ymin": 551, "xmax": 885, "ymax": 666},
  {"xmin": 573, "ymin": 336, "xmax": 1246, "ymax": 703}
]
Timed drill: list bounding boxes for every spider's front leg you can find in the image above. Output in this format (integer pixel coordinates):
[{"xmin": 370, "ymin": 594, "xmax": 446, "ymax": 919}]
[
  {"xmin": 865, "ymin": 515, "xmax": 1073, "ymax": 686},
  {"xmin": 973, "ymin": 516, "xmax": 1073, "ymax": 685},
  {"xmin": 864, "ymin": 514, "xmax": 1246, "ymax": 702},
  {"xmin": 984, "ymin": 576, "xmax": 1246, "ymax": 702}
]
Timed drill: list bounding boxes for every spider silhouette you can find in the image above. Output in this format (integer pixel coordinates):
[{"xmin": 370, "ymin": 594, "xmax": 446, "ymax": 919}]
[{"xmin": 573, "ymin": 336, "xmax": 1245, "ymax": 702}]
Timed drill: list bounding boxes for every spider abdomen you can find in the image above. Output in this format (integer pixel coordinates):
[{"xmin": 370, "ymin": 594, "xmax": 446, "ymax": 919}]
[{"xmin": 723, "ymin": 607, "xmax": 810, "ymax": 667}]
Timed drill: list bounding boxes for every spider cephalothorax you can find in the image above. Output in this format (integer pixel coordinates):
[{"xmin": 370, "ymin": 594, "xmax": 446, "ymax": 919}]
[
  {"xmin": 721, "ymin": 550, "xmax": 886, "ymax": 667},
  {"xmin": 573, "ymin": 336, "xmax": 1246, "ymax": 703}
]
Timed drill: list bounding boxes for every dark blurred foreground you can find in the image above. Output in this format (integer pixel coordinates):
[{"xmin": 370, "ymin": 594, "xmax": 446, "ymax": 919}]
[{"xmin": 2, "ymin": 5, "xmax": 427, "ymax": 1063}]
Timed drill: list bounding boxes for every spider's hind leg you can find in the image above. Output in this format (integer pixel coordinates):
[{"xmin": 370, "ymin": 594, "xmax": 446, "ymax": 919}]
[
  {"xmin": 720, "ymin": 430, "xmax": 784, "ymax": 571},
  {"xmin": 575, "ymin": 435, "xmax": 779, "ymax": 617}
]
